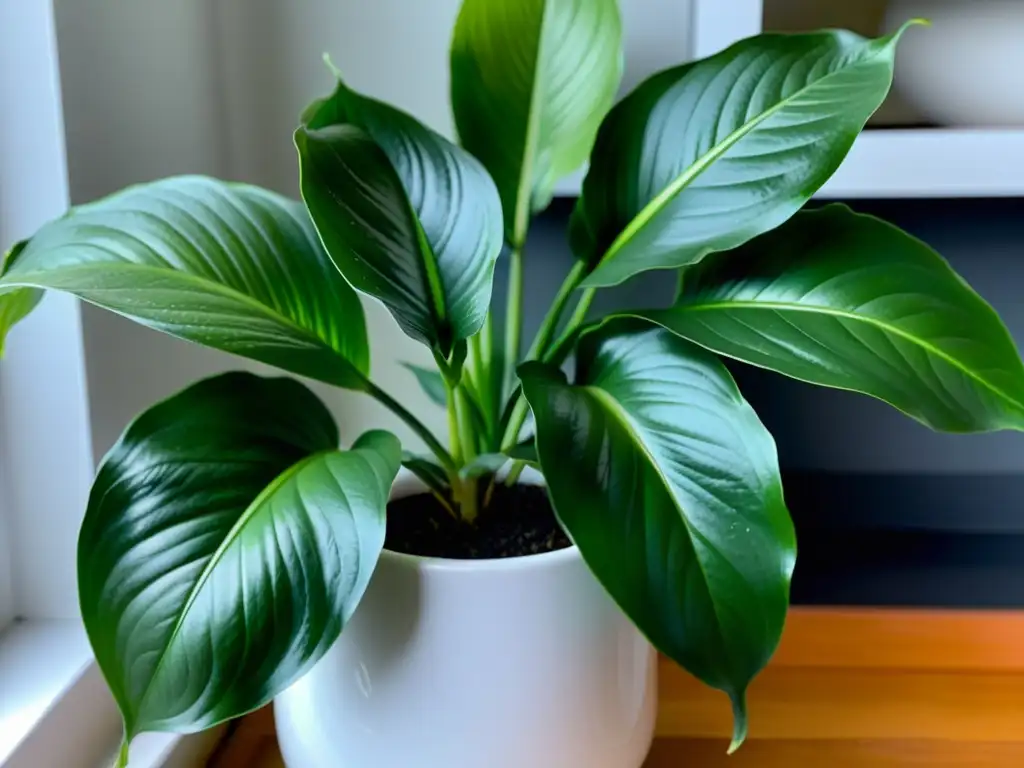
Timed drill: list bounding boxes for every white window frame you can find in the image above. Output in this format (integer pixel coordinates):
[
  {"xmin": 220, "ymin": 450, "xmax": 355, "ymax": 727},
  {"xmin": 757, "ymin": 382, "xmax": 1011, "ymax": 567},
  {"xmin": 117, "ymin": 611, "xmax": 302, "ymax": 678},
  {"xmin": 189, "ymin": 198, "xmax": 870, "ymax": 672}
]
[
  {"xmin": 0, "ymin": 3, "xmax": 221, "ymax": 766},
  {"xmin": 0, "ymin": 0, "xmax": 91, "ymax": 625}
]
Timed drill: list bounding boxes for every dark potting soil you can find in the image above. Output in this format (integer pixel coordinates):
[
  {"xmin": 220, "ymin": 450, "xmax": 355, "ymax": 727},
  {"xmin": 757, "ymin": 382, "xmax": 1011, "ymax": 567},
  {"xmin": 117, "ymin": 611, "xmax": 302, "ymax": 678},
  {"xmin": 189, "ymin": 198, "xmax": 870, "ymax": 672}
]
[{"xmin": 384, "ymin": 483, "xmax": 572, "ymax": 559}]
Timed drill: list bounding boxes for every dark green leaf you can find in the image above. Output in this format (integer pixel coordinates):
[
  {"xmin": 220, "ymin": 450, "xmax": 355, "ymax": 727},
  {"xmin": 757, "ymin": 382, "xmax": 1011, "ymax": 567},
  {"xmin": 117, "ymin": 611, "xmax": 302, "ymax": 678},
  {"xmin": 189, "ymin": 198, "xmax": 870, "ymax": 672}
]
[
  {"xmin": 506, "ymin": 438, "xmax": 538, "ymax": 466},
  {"xmin": 79, "ymin": 371, "xmax": 401, "ymax": 752},
  {"xmin": 571, "ymin": 23, "xmax": 922, "ymax": 287},
  {"xmin": 402, "ymin": 362, "xmax": 448, "ymax": 407},
  {"xmin": 460, "ymin": 453, "xmax": 511, "ymax": 480},
  {"xmin": 0, "ymin": 177, "xmax": 369, "ymax": 388},
  {"xmin": 644, "ymin": 205, "xmax": 1024, "ymax": 433},
  {"xmin": 520, "ymin": 322, "xmax": 795, "ymax": 750},
  {"xmin": 401, "ymin": 451, "xmax": 452, "ymax": 496},
  {"xmin": 451, "ymin": 0, "xmax": 622, "ymax": 242},
  {"xmin": 296, "ymin": 79, "xmax": 503, "ymax": 356}
]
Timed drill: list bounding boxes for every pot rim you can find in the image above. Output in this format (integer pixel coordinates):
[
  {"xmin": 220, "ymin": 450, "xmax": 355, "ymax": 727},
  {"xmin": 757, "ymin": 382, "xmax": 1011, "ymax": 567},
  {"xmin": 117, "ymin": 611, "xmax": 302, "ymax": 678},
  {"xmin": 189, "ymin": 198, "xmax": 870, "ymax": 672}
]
[{"xmin": 382, "ymin": 468, "xmax": 581, "ymax": 573}]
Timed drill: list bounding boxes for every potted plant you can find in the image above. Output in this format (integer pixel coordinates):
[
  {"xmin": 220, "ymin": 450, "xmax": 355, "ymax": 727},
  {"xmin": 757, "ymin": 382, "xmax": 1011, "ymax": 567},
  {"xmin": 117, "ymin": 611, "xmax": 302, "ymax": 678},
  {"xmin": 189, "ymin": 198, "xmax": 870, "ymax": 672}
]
[{"xmin": 3, "ymin": 3, "xmax": 1023, "ymax": 766}]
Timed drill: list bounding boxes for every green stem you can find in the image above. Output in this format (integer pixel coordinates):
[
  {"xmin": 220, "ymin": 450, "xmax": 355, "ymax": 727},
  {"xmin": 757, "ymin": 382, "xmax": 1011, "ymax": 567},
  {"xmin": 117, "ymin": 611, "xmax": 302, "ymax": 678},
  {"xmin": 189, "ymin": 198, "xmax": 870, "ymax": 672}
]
[
  {"xmin": 497, "ymin": 384, "xmax": 522, "ymax": 440},
  {"xmin": 500, "ymin": 284, "xmax": 596, "ymax": 451},
  {"xmin": 503, "ymin": 245, "xmax": 524, "ymax": 394},
  {"xmin": 364, "ymin": 379, "xmax": 457, "ymax": 475},
  {"xmin": 543, "ymin": 286, "xmax": 596, "ymax": 364},
  {"xmin": 471, "ymin": 319, "xmax": 495, "ymax": 440},
  {"xmin": 455, "ymin": 385, "xmax": 477, "ymax": 462},
  {"xmin": 115, "ymin": 741, "xmax": 129, "ymax": 768},
  {"xmin": 525, "ymin": 260, "xmax": 587, "ymax": 360},
  {"xmin": 461, "ymin": 476, "xmax": 479, "ymax": 523},
  {"xmin": 446, "ymin": 382, "xmax": 463, "ymax": 466},
  {"xmin": 500, "ymin": 397, "xmax": 530, "ymax": 452},
  {"xmin": 504, "ymin": 459, "xmax": 528, "ymax": 487}
]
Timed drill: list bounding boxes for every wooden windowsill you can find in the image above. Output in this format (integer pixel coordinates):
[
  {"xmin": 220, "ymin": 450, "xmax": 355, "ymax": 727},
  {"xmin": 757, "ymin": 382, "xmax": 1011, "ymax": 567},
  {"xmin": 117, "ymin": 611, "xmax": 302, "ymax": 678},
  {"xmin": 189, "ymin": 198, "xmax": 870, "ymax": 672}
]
[{"xmin": 209, "ymin": 608, "xmax": 1024, "ymax": 767}]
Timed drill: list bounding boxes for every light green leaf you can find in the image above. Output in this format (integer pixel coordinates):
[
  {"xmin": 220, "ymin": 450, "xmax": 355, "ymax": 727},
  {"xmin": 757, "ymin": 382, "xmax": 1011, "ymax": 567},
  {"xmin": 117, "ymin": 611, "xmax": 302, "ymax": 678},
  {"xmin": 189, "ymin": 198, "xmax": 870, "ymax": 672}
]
[
  {"xmin": 451, "ymin": 0, "xmax": 622, "ymax": 242},
  {"xmin": 571, "ymin": 23, "xmax": 922, "ymax": 288},
  {"xmin": 520, "ymin": 321, "xmax": 795, "ymax": 749},
  {"xmin": 79, "ymin": 371, "xmax": 400, "ymax": 756},
  {"xmin": 0, "ymin": 176, "xmax": 369, "ymax": 389},
  {"xmin": 0, "ymin": 287, "xmax": 41, "ymax": 357},
  {"xmin": 296, "ymin": 78, "xmax": 503, "ymax": 356},
  {"xmin": 644, "ymin": 204, "xmax": 1024, "ymax": 433},
  {"xmin": 1, "ymin": 241, "xmax": 43, "ymax": 356},
  {"xmin": 402, "ymin": 362, "xmax": 448, "ymax": 408}
]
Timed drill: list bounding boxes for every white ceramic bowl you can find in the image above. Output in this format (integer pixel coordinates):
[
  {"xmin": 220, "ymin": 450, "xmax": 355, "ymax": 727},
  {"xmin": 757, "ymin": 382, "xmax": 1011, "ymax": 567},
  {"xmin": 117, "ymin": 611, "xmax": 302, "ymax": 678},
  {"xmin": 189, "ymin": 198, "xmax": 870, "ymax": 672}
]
[{"xmin": 884, "ymin": 0, "xmax": 1024, "ymax": 126}]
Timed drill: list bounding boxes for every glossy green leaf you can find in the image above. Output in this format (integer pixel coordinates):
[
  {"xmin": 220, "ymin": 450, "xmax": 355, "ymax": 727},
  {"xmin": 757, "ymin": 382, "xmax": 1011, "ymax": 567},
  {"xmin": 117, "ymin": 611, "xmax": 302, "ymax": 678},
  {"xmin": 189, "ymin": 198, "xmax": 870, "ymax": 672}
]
[
  {"xmin": 79, "ymin": 372, "xmax": 401, "ymax": 754},
  {"xmin": 402, "ymin": 451, "xmax": 452, "ymax": 496},
  {"xmin": 520, "ymin": 322, "xmax": 795, "ymax": 749},
  {"xmin": 644, "ymin": 205, "xmax": 1024, "ymax": 433},
  {"xmin": 451, "ymin": 0, "xmax": 622, "ymax": 241},
  {"xmin": 571, "ymin": 23, "xmax": 921, "ymax": 288},
  {"xmin": 296, "ymin": 79, "xmax": 503, "ymax": 356},
  {"xmin": 402, "ymin": 362, "xmax": 448, "ymax": 407},
  {"xmin": 0, "ymin": 176, "xmax": 369, "ymax": 388}
]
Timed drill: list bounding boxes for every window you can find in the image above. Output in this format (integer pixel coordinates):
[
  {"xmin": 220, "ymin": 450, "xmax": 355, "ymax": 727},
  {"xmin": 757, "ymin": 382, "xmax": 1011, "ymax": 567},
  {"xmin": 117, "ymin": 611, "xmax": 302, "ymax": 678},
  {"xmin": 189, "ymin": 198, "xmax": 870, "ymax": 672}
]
[
  {"xmin": 0, "ymin": 3, "xmax": 113, "ymax": 765},
  {"xmin": 1, "ymin": 4, "xmax": 224, "ymax": 765}
]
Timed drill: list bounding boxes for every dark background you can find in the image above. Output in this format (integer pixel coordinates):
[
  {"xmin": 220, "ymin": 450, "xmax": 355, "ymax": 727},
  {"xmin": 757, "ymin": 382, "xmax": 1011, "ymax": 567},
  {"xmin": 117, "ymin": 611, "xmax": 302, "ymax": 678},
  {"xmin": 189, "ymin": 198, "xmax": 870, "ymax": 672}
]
[{"xmin": 511, "ymin": 197, "xmax": 1024, "ymax": 607}]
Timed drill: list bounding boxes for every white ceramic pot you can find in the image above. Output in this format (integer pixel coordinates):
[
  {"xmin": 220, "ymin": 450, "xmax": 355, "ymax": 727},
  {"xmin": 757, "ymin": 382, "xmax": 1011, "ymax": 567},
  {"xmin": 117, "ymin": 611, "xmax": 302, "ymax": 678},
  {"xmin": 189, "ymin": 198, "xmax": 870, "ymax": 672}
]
[
  {"xmin": 275, "ymin": 473, "xmax": 658, "ymax": 768},
  {"xmin": 884, "ymin": 0, "xmax": 1024, "ymax": 126}
]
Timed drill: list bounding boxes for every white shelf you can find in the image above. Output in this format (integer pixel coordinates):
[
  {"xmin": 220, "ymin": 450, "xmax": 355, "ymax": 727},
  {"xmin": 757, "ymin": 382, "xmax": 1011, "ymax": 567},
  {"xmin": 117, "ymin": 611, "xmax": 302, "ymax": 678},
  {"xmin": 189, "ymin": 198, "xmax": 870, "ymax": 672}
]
[
  {"xmin": 554, "ymin": 128, "xmax": 1024, "ymax": 200},
  {"xmin": 819, "ymin": 129, "xmax": 1024, "ymax": 199}
]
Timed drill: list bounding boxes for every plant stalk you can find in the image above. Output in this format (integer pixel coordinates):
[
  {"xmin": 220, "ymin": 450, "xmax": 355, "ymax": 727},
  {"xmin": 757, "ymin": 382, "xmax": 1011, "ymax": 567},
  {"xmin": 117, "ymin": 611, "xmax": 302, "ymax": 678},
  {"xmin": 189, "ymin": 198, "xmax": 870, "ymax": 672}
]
[
  {"xmin": 525, "ymin": 260, "xmax": 587, "ymax": 360},
  {"xmin": 504, "ymin": 459, "xmax": 528, "ymax": 487},
  {"xmin": 543, "ymin": 286, "xmax": 596, "ymax": 364},
  {"xmin": 364, "ymin": 379, "xmax": 457, "ymax": 476},
  {"xmin": 503, "ymin": 244, "xmax": 524, "ymax": 396},
  {"xmin": 115, "ymin": 741, "xmax": 129, "ymax": 768},
  {"xmin": 471, "ymin": 317, "xmax": 496, "ymax": 442},
  {"xmin": 445, "ymin": 382, "xmax": 463, "ymax": 466},
  {"xmin": 455, "ymin": 385, "xmax": 478, "ymax": 462},
  {"xmin": 499, "ymin": 270, "xmax": 595, "ymax": 450}
]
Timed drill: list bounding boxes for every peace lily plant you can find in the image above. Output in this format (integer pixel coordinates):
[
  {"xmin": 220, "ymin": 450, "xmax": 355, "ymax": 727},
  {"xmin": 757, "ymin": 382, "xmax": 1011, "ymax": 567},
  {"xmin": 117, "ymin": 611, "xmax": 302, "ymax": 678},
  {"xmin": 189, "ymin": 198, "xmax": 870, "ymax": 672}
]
[{"xmin": 3, "ymin": 3, "xmax": 1023, "ymax": 765}]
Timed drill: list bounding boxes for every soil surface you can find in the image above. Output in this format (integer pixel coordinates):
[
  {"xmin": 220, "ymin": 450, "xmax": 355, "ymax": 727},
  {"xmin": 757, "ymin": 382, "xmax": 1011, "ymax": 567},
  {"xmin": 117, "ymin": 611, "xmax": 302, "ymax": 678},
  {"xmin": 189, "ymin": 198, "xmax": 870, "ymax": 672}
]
[{"xmin": 385, "ymin": 484, "xmax": 572, "ymax": 559}]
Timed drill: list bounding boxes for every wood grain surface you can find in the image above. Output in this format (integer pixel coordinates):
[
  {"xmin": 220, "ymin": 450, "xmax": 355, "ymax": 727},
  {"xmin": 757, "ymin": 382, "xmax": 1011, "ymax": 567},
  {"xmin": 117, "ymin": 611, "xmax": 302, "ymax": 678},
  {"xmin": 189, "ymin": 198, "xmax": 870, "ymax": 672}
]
[{"xmin": 209, "ymin": 608, "xmax": 1024, "ymax": 767}]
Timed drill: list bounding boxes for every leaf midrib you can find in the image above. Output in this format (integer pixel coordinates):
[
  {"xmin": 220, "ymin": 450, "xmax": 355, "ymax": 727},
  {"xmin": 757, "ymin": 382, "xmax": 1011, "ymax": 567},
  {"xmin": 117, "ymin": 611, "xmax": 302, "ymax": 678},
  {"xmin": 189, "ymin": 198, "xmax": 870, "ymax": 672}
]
[
  {"xmin": 581, "ymin": 385, "xmax": 732, "ymax": 663},
  {"xmin": 130, "ymin": 450, "xmax": 334, "ymax": 735},
  {"xmin": 599, "ymin": 37, "xmax": 892, "ymax": 267},
  {"xmin": 1, "ymin": 262, "xmax": 360, "ymax": 371},
  {"xmin": 511, "ymin": 0, "xmax": 549, "ymax": 246},
  {"xmin": 677, "ymin": 299, "xmax": 1024, "ymax": 413}
]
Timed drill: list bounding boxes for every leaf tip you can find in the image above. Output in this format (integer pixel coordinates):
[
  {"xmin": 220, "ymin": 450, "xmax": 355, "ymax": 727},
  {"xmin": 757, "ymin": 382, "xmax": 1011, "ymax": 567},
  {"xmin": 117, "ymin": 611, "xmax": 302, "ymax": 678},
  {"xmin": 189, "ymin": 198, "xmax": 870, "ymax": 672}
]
[
  {"xmin": 726, "ymin": 689, "xmax": 749, "ymax": 755},
  {"xmin": 321, "ymin": 52, "xmax": 343, "ymax": 79},
  {"xmin": 892, "ymin": 17, "xmax": 930, "ymax": 41}
]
